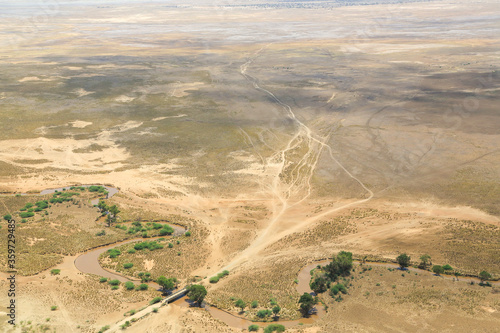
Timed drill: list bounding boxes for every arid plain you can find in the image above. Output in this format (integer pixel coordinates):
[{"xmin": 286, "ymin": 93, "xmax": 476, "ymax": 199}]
[{"xmin": 0, "ymin": 0, "xmax": 499, "ymax": 332}]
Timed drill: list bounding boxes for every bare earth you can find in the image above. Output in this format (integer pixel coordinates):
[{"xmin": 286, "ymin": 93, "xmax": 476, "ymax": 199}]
[{"xmin": 0, "ymin": 0, "xmax": 499, "ymax": 332}]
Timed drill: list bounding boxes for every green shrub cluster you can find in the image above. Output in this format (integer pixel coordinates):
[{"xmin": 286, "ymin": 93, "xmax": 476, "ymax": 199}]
[
  {"xmin": 134, "ymin": 241, "xmax": 163, "ymax": 251},
  {"xmin": 108, "ymin": 249, "xmax": 121, "ymax": 258},
  {"xmin": 329, "ymin": 283, "xmax": 347, "ymax": 296},
  {"xmin": 209, "ymin": 270, "xmax": 229, "ymax": 283},
  {"xmin": 159, "ymin": 225, "xmax": 174, "ymax": 236}
]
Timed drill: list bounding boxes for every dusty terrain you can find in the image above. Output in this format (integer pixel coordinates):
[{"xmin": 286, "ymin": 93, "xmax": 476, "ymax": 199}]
[{"xmin": 0, "ymin": 0, "xmax": 499, "ymax": 332}]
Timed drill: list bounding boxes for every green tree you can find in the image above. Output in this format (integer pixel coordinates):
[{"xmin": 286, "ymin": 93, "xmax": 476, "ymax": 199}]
[
  {"xmin": 309, "ymin": 275, "xmax": 328, "ymax": 294},
  {"xmin": 187, "ymin": 284, "xmax": 207, "ymax": 306},
  {"xmin": 235, "ymin": 299, "xmax": 246, "ymax": 312},
  {"xmin": 325, "ymin": 251, "xmax": 353, "ymax": 280},
  {"xmin": 106, "ymin": 204, "xmax": 120, "ymax": 227},
  {"xmin": 157, "ymin": 276, "xmax": 175, "ymax": 292},
  {"xmin": 479, "ymin": 271, "xmax": 492, "ymax": 283},
  {"xmin": 3, "ymin": 214, "xmax": 12, "ymax": 221},
  {"xmin": 419, "ymin": 254, "xmax": 431, "ymax": 269},
  {"xmin": 97, "ymin": 200, "xmax": 107, "ymax": 213},
  {"xmin": 272, "ymin": 305, "xmax": 281, "ymax": 317},
  {"xmin": 396, "ymin": 253, "xmax": 411, "ymax": 270},
  {"xmin": 432, "ymin": 265, "xmax": 444, "ymax": 276},
  {"xmin": 298, "ymin": 293, "xmax": 317, "ymax": 317}
]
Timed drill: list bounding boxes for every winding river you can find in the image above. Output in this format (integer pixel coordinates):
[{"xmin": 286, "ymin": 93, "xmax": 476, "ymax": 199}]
[{"xmin": 10, "ymin": 185, "xmax": 497, "ymax": 330}]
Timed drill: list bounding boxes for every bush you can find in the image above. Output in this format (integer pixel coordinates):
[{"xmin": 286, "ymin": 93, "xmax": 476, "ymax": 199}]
[
  {"xmin": 138, "ymin": 283, "xmax": 148, "ymax": 291},
  {"xmin": 50, "ymin": 306, "xmax": 57, "ymax": 311},
  {"xmin": 330, "ymin": 283, "xmax": 347, "ymax": 296},
  {"xmin": 108, "ymin": 279, "xmax": 120, "ymax": 286},
  {"xmin": 50, "ymin": 269, "xmax": 60, "ymax": 275},
  {"xmin": 111, "ymin": 286, "xmax": 119, "ymax": 290},
  {"xmin": 209, "ymin": 276, "xmax": 220, "ymax": 283},
  {"xmin": 125, "ymin": 282, "xmax": 135, "ymax": 290},
  {"xmin": 99, "ymin": 277, "xmax": 108, "ymax": 283},
  {"xmin": 159, "ymin": 225, "xmax": 174, "ymax": 236},
  {"xmin": 96, "ymin": 230, "xmax": 106, "ymax": 236},
  {"xmin": 168, "ymin": 243, "xmax": 173, "ymax": 248},
  {"xmin": 251, "ymin": 300, "xmax": 258, "ymax": 308},
  {"xmin": 479, "ymin": 270, "xmax": 492, "ymax": 282},
  {"xmin": 185, "ymin": 231, "xmax": 191, "ymax": 236},
  {"xmin": 442, "ymin": 264, "xmax": 453, "ymax": 271},
  {"xmin": 19, "ymin": 212, "xmax": 34, "ymax": 218},
  {"xmin": 134, "ymin": 241, "xmax": 163, "ymax": 251},
  {"xmin": 123, "ymin": 263, "xmax": 134, "ymax": 269},
  {"xmin": 264, "ymin": 324, "xmax": 285, "ymax": 333},
  {"xmin": 98, "ymin": 325, "xmax": 110, "ymax": 333},
  {"xmin": 256, "ymin": 309, "xmax": 272, "ymax": 318},
  {"xmin": 108, "ymin": 249, "xmax": 121, "ymax": 258},
  {"xmin": 128, "ymin": 249, "xmax": 136, "ymax": 254},
  {"xmin": 152, "ymin": 308, "xmax": 159, "ymax": 313},
  {"xmin": 3, "ymin": 214, "xmax": 12, "ymax": 221},
  {"xmin": 150, "ymin": 297, "xmax": 162, "ymax": 305},
  {"xmin": 248, "ymin": 324, "xmax": 260, "ymax": 332}
]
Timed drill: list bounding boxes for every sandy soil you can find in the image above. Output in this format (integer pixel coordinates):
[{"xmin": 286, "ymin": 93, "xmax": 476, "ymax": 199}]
[{"xmin": 0, "ymin": 0, "xmax": 499, "ymax": 332}]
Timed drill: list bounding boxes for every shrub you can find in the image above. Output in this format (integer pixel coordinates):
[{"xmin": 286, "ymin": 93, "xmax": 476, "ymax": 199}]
[
  {"xmin": 159, "ymin": 225, "xmax": 174, "ymax": 236},
  {"xmin": 442, "ymin": 264, "xmax": 453, "ymax": 271},
  {"xmin": 19, "ymin": 212, "xmax": 34, "ymax": 218},
  {"xmin": 111, "ymin": 286, "xmax": 119, "ymax": 290},
  {"xmin": 264, "ymin": 324, "xmax": 285, "ymax": 333},
  {"xmin": 108, "ymin": 249, "xmax": 121, "ymax": 258},
  {"xmin": 96, "ymin": 230, "xmax": 106, "ymax": 236},
  {"xmin": 185, "ymin": 231, "xmax": 191, "ymax": 236},
  {"xmin": 108, "ymin": 279, "xmax": 120, "ymax": 286},
  {"xmin": 138, "ymin": 283, "xmax": 148, "ymax": 291},
  {"xmin": 168, "ymin": 243, "xmax": 173, "ymax": 248},
  {"xmin": 3, "ymin": 214, "xmax": 12, "ymax": 221},
  {"xmin": 251, "ymin": 300, "xmax": 258, "ymax": 308},
  {"xmin": 248, "ymin": 325, "xmax": 260, "ymax": 332},
  {"xmin": 150, "ymin": 297, "xmax": 162, "ymax": 305},
  {"xmin": 330, "ymin": 283, "xmax": 347, "ymax": 296},
  {"xmin": 50, "ymin": 269, "xmax": 60, "ymax": 275},
  {"xmin": 21, "ymin": 219, "xmax": 27, "ymax": 223},
  {"xmin": 209, "ymin": 276, "xmax": 220, "ymax": 283},
  {"xmin": 50, "ymin": 306, "xmax": 57, "ymax": 311},
  {"xmin": 479, "ymin": 271, "xmax": 492, "ymax": 282},
  {"xmin": 125, "ymin": 282, "xmax": 135, "ymax": 290},
  {"xmin": 99, "ymin": 277, "xmax": 108, "ymax": 283},
  {"xmin": 128, "ymin": 249, "xmax": 136, "ymax": 254},
  {"xmin": 124, "ymin": 263, "xmax": 134, "ymax": 269},
  {"xmin": 134, "ymin": 241, "xmax": 163, "ymax": 251},
  {"xmin": 152, "ymin": 308, "xmax": 159, "ymax": 313},
  {"xmin": 98, "ymin": 325, "xmax": 110, "ymax": 333},
  {"xmin": 256, "ymin": 309, "xmax": 272, "ymax": 318}
]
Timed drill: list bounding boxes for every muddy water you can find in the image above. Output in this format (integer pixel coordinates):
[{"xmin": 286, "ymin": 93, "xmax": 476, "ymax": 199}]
[
  {"xmin": 168, "ymin": 260, "xmax": 328, "ymax": 330},
  {"xmin": 74, "ymin": 223, "xmax": 186, "ymax": 282}
]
